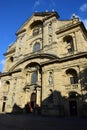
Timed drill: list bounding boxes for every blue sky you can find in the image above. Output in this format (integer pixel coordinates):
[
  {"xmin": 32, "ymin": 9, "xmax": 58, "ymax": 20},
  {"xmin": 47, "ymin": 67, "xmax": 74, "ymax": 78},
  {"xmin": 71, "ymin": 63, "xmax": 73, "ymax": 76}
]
[{"xmin": 0, "ymin": 0, "xmax": 87, "ymax": 72}]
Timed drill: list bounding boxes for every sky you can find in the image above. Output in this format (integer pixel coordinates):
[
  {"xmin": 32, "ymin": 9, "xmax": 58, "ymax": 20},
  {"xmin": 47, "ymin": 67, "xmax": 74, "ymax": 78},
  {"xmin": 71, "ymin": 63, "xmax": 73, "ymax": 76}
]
[{"xmin": 0, "ymin": 0, "xmax": 87, "ymax": 72}]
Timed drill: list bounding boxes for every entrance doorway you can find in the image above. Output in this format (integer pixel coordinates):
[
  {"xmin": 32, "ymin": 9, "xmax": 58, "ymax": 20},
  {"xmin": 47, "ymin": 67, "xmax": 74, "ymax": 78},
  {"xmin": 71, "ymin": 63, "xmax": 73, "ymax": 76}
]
[
  {"xmin": 69, "ymin": 100, "xmax": 77, "ymax": 116},
  {"xmin": 30, "ymin": 93, "xmax": 36, "ymax": 112},
  {"xmin": 2, "ymin": 102, "xmax": 6, "ymax": 112}
]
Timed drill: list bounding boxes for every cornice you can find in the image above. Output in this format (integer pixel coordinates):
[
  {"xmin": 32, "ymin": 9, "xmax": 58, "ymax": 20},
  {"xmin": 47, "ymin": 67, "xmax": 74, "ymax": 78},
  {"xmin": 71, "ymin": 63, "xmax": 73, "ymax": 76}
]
[
  {"xmin": 1, "ymin": 52, "xmax": 87, "ymax": 77},
  {"xmin": 16, "ymin": 28, "xmax": 26, "ymax": 36},
  {"xmin": 4, "ymin": 48, "xmax": 16, "ymax": 56},
  {"xmin": 0, "ymin": 68, "xmax": 21, "ymax": 78},
  {"xmin": 8, "ymin": 53, "xmax": 59, "ymax": 72},
  {"xmin": 56, "ymin": 21, "xmax": 87, "ymax": 36},
  {"xmin": 41, "ymin": 52, "xmax": 87, "ymax": 66}
]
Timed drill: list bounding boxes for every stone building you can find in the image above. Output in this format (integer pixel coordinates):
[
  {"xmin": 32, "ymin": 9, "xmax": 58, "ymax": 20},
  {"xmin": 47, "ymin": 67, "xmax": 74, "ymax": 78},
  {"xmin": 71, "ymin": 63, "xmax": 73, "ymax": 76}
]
[{"xmin": 0, "ymin": 11, "xmax": 87, "ymax": 116}]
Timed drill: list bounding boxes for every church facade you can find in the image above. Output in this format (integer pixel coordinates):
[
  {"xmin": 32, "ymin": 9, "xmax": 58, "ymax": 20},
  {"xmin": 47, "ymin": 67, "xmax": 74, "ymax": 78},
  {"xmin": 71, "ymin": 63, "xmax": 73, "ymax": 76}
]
[{"xmin": 0, "ymin": 11, "xmax": 87, "ymax": 116}]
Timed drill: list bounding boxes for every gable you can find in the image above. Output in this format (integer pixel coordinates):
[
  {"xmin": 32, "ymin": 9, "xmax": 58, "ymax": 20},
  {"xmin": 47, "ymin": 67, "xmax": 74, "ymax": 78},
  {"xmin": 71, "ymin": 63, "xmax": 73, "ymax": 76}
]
[{"xmin": 16, "ymin": 11, "xmax": 59, "ymax": 36}]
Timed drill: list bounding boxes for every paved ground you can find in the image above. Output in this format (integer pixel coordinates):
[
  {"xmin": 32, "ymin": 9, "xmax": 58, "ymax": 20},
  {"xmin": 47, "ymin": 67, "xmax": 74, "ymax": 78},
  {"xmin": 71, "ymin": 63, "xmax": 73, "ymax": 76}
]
[{"xmin": 0, "ymin": 114, "xmax": 87, "ymax": 130}]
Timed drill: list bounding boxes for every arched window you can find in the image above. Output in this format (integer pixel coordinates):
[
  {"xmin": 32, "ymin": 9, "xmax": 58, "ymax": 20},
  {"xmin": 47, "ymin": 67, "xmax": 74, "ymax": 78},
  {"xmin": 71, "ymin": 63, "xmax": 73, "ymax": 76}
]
[
  {"xmin": 31, "ymin": 71, "xmax": 38, "ymax": 84},
  {"xmin": 3, "ymin": 81, "xmax": 10, "ymax": 94},
  {"xmin": 30, "ymin": 93, "xmax": 36, "ymax": 109},
  {"xmin": 10, "ymin": 56, "xmax": 14, "ymax": 62},
  {"xmin": 63, "ymin": 36, "xmax": 74, "ymax": 53},
  {"xmin": 33, "ymin": 42, "xmax": 40, "ymax": 52},
  {"xmin": 33, "ymin": 27, "xmax": 39, "ymax": 36},
  {"xmin": 66, "ymin": 69, "xmax": 78, "ymax": 84}
]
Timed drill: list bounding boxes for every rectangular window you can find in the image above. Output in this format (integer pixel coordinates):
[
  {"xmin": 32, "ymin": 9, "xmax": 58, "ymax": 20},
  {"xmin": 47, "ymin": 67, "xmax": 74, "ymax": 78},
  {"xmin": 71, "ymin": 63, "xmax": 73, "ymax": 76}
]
[
  {"xmin": 31, "ymin": 71, "xmax": 38, "ymax": 84},
  {"xmin": 33, "ymin": 28, "xmax": 39, "ymax": 36},
  {"xmin": 49, "ymin": 35, "xmax": 52, "ymax": 44},
  {"xmin": 2, "ymin": 102, "xmax": 6, "ymax": 112},
  {"xmin": 70, "ymin": 77, "xmax": 74, "ymax": 84},
  {"xmin": 70, "ymin": 77, "xmax": 78, "ymax": 84},
  {"xmin": 68, "ymin": 48, "xmax": 72, "ymax": 53}
]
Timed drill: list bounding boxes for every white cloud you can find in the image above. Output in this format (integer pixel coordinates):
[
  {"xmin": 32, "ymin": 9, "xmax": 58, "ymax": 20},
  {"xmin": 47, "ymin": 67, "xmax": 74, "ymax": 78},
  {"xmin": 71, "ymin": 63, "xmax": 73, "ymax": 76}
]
[
  {"xmin": 79, "ymin": 17, "xmax": 87, "ymax": 29},
  {"xmin": 0, "ymin": 81, "xmax": 1, "ymax": 88},
  {"xmin": 52, "ymin": 0, "xmax": 56, "ymax": 6},
  {"xmin": 32, "ymin": 0, "xmax": 56, "ymax": 12},
  {"xmin": 0, "ymin": 60, "xmax": 5, "ymax": 72},
  {"xmin": 49, "ymin": 0, "xmax": 56, "ymax": 8},
  {"xmin": 0, "ymin": 60, "xmax": 5, "ymax": 65},
  {"xmin": 71, "ymin": 14, "xmax": 87, "ymax": 29},
  {"xmin": 81, "ymin": 18, "xmax": 87, "ymax": 29},
  {"xmin": 80, "ymin": 3, "xmax": 87, "ymax": 12},
  {"xmin": 78, "ymin": 17, "xmax": 87, "ymax": 29},
  {"xmin": 33, "ymin": 0, "xmax": 40, "ymax": 11},
  {"xmin": 77, "ymin": 15, "xmax": 87, "ymax": 29}
]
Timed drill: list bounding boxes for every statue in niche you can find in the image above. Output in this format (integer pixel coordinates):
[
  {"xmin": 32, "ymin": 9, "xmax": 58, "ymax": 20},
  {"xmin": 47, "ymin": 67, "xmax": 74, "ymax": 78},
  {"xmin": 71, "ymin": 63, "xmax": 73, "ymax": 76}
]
[{"xmin": 48, "ymin": 71, "xmax": 53, "ymax": 85}]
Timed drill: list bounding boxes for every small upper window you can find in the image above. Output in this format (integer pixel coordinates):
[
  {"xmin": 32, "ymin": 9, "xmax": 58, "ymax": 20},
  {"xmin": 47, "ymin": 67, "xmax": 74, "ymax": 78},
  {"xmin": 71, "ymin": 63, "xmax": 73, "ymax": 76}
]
[
  {"xmin": 33, "ymin": 28, "xmax": 39, "ymax": 36},
  {"xmin": 31, "ymin": 71, "xmax": 38, "ymax": 84},
  {"xmin": 33, "ymin": 42, "xmax": 40, "ymax": 52},
  {"xmin": 63, "ymin": 36, "xmax": 74, "ymax": 53},
  {"xmin": 10, "ymin": 56, "xmax": 14, "ymax": 62},
  {"xmin": 49, "ymin": 35, "xmax": 52, "ymax": 44},
  {"xmin": 66, "ymin": 69, "xmax": 78, "ymax": 85},
  {"xmin": 3, "ymin": 81, "xmax": 10, "ymax": 93},
  {"xmin": 70, "ymin": 76, "xmax": 78, "ymax": 84},
  {"xmin": 48, "ymin": 23, "xmax": 52, "ymax": 34}
]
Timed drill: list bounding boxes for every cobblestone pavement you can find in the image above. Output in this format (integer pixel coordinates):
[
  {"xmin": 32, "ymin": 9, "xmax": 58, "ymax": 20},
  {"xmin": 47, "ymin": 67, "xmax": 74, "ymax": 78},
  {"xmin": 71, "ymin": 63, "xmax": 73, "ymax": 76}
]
[{"xmin": 0, "ymin": 114, "xmax": 87, "ymax": 130}]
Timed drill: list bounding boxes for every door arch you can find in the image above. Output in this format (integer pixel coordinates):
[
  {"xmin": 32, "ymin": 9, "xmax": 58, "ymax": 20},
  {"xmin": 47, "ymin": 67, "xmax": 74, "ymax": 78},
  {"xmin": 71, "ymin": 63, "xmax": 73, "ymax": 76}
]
[
  {"xmin": 69, "ymin": 92, "xmax": 77, "ymax": 116},
  {"xmin": 69, "ymin": 100, "xmax": 77, "ymax": 116},
  {"xmin": 30, "ymin": 93, "xmax": 36, "ymax": 111}
]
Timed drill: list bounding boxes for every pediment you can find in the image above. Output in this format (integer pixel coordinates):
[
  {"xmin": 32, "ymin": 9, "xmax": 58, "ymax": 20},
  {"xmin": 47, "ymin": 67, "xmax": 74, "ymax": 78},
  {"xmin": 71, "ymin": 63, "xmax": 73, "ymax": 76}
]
[
  {"xmin": 16, "ymin": 12, "xmax": 59, "ymax": 35},
  {"xmin": 16, "ymin": 16, "xmax": 42, "ymax": 35}
]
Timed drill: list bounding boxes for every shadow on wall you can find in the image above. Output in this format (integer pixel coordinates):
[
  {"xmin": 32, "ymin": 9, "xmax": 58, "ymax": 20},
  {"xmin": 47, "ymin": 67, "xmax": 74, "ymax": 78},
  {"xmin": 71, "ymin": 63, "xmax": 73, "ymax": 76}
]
[
  {"xmin": 41, "ymin": 89, "xmax": 87, "ymax": 117},
  {"xmin": 9, "ymin": 67, "xmax": 87, "ymax": 116},
  {"xmin": 11, "ymin": 102, "xmax": 41, "ymax": 115},
  {"xmin": 11, "ymin": 91, "xmax": 66, "ymax": 116},
  {"xmin": 11, "ymin": 91, "xmax": 87, "ymax": 116},
  {"xmin": 12, "ymin": 103, "xmax": 24, "ymax": 113},
  {"xmin": 11, "ymin": 103, "xmax": 32, "ymax": 114},
  {"xmin": 78, "ymin": 67, "xmax": 87, "ymax": 116},
  {"xmin": 42, "ymin": 90, "xmax": 65, "ymax": 116}
]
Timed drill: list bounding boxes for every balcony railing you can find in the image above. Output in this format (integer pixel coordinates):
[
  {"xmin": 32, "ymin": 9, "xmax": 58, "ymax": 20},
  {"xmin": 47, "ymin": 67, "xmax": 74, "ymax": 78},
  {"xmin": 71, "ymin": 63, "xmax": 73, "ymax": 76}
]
[
  {"xmin": 65, "ymin": 84, "xmax": 78, "ymax": 90},
  {"xmin": 23, "ymin": 81, "xmax": 41, "ymax": 91}
]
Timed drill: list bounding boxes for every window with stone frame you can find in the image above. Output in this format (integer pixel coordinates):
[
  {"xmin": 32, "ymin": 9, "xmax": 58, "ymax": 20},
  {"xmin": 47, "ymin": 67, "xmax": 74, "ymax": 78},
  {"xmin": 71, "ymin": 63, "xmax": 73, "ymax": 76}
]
[
  {"xmin": 48, "ymin": 23, "xmax": 52, "ymax": 34},
  {"xmin": 70, "ymin": 76, "xmax": 78, "ymax": 84},
  {"xmin": 66, "ymin": 69, "xmax": 78, "ymax": 85},
  {"xmin": 31, "ymin": 71, "xmax": 38, "ymax": 84},
  {"xmin": 3, "ymin": 81, "xmax": 10, "ymax": 94},
  {"xmin": 48, "ymin": 35, "xmax": 52, "ymax": 44},
  {"xmin": 33, "ymin": 27, "xmax": 39, "ymax": 36},
  {"xmin": 33, "ymin": 42, "xmax": 40, "ymax": 52},
  {"xmin": 10, "ymin": 56, "xmax": 14, "ymax": 62},
  {"xmin": 63, "ymin": 35, "xmax": 74, "ymax": 53}
]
